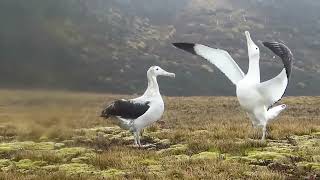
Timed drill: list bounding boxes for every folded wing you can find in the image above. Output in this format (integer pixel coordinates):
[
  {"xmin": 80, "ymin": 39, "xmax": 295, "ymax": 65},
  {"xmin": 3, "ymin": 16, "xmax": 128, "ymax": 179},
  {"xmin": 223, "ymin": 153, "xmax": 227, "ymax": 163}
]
[
  {"xmin": 173, "ymin": 43, "xmax": 245, "ymax": 85},
  {"xmin": 101, "ymin": 99, "xmax": 150, "ymax": 119},
  {"xmin": 258, "ymin": 42, "xmax": 293, "ymax": 108}
]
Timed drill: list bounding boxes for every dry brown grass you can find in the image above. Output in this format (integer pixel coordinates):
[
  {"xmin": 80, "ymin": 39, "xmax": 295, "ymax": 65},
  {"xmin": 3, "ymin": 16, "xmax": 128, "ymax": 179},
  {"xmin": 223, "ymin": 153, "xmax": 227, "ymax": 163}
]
[
  {"xmin": 0, "ymin": 89, "xmax": 319, "ymax": 179},
  {"xmin": 0, "ymin": 89, "xmax": 318, "ymax": 142},
  {"xmin": 0, "ymin": 89, "xmax": 119, "ymax": 140}
]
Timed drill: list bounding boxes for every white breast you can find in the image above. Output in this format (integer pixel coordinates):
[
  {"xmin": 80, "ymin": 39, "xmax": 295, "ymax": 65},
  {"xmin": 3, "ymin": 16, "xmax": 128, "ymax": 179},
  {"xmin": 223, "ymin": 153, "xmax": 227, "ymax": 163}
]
[
  {"xmin": 133, "ymin": 96, "xmax": 164, "ymax": 131},
  {"xmin": 236, "ymin": 78, "xmax": 263, "ymax": 113}
]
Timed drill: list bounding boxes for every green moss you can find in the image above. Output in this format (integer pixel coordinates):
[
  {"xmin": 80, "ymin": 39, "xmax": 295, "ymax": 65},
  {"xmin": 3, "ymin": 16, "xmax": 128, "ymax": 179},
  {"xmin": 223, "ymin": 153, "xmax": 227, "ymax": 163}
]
[
  {"xmin": 15, "ymin": 159, "xmax": 46, "ymax": 171},
  {"xmin": 101, "ymin": 168, "xmax": 126, "ymax": 177},
  {"xmin": 191, "ymin": 151, "xmax": 220, "ymax": 160},
  {"xmin": 312, "ymin": 132, "xmax": 320, "ymax": 137},
  {"xmin": 26, "ymin": 142, "xmax": 55, "ymax": 150},
  {"xmin": 157, "ymin": 144, "xmax": 188, "ymax": 155},
  {"xmin": 39, "ymin": 135, "xmax": 49, "ymax": 141},
  {"xmin": 42, "ymin": 164, "xmax": 59, "ymax": 171},
  {"xmin": 0, "ymin": 141, "xmax": 55, "ymax": 154},
  {"xmin": 56, "ymin": 147, "xmax": 90, "ymax": 160},
  {"xmin": 0, "ymin": 159, "xmax": 11, "ymax": 168},
  {"xmin": 59, "ymin": 163, "xmax": 125, "ymax": 178},
  {"xmin": 59, "ymin": 163, "xmax": 96, "ymax": 175},
  {"xmin": 0, "ymin": 146, "xmax": 16, "ymax": 154},
  {"xmin": 246, "ymin": 151, "xmax": 287, "ymax": 162},
  {"xmin": 54, "ymin": 143, "xmax": 65, "ymax": 149},
  {"xmin": 88, "ymin": 126, "xmax": 122, "ymax": 134},
  {"xmin": 298, "ymin": 162, "xmax": 320, "ymax": 171},
  {"xmin": 71, "ymin": 152, "xmax": 95, "ymax": 163},
  {"xmin": 158, "ymin": 139, "xmax": 171, "ymax": 146}
]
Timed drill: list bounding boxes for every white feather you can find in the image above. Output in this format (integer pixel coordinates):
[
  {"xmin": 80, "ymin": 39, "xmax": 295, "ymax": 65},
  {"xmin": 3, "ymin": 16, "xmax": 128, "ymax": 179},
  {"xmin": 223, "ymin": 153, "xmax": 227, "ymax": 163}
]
[
  {"xmin": 257, "ymin": 69, "xmax": 288, "ymax": 108},
  {"xmin": 194, "ymin": 44, "xmax": 245, "ymax": 85}
]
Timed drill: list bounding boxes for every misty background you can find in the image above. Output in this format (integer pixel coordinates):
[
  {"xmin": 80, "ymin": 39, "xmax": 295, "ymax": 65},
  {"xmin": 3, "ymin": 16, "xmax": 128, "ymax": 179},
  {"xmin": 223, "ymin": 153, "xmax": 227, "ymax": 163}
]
[{"xmin": 0, "ymin": 0, "xmax": 320, "ymax": 96}]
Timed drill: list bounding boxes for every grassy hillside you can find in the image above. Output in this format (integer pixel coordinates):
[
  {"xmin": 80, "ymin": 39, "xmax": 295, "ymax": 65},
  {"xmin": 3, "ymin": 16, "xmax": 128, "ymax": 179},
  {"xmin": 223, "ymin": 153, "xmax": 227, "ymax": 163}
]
[{"xmin": 0, "ymin": 90, "xmax": 319, "ymax": 179}]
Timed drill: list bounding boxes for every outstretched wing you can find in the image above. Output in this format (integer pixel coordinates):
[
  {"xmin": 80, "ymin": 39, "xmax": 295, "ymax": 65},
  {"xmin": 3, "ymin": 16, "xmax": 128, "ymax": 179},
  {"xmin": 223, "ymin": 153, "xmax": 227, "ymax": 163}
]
[
  {"xmin": 258, "ymin": 42, "xmax": 293, "ymax": 108},
  {"xmin": 258, "ymin": 69, "xmax": 288, "ymax": 108},
  {"xmin": 101, "ymin": 99, "xmax": 150, "ymax": 119},
  {"xmin": 263, "ymin": 42, "xmax": 293, "ymax": 80},
  {"xmin": 173, "ymin": 43, "xmax": 245, "ymax": 85}
]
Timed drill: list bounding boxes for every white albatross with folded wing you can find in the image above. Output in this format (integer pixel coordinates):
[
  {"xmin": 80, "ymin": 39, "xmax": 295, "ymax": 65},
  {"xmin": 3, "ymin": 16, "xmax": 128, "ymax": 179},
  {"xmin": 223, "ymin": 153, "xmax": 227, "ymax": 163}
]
[
  {"xmin": 100, "ymin": 66, "xmax": 175, "ymax": 147},
  {"xmin": 173, "ymin": 31, "xmax": 293, "ymax": 141}
]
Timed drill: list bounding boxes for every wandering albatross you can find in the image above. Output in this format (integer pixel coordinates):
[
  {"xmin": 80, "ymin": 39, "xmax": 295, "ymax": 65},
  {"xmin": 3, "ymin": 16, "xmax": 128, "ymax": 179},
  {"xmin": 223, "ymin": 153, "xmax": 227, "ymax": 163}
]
[
  {"xmin": 172, "ymin": 31, "xmax": 293, "ymax": 141},
  {"xmin": 100, "ymin": 66, "xmax": 175, "ymax": 146}
]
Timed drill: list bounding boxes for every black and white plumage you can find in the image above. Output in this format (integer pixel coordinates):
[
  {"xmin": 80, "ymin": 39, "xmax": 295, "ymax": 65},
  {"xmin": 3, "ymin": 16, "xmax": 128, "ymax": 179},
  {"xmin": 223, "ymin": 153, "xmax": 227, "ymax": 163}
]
[
  {"xmin": 173, "ymin": 31, "xmax": 293, "ymax": 141},
  {"xmin": 100, "ymin": 66, "xmax": 175, "ymax": 147},
  {"xmin": 101, "ymin": 100, "xmax": 150, "ymax": 119}
]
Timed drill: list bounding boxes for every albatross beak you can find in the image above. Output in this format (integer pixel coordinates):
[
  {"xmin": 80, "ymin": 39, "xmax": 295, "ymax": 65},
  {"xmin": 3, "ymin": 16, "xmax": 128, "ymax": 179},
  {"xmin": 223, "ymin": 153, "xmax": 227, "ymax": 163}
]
[
  {"xmin": 166, "ymin": 72, "xmax": 176, "ymax": 78},
  {"xmin": 245, "ymin": 31, "xmax": 253, "ymax": 47},
  {"xmin": 162, "ymin": 70, "xmax": 175, "ymax": 78}
]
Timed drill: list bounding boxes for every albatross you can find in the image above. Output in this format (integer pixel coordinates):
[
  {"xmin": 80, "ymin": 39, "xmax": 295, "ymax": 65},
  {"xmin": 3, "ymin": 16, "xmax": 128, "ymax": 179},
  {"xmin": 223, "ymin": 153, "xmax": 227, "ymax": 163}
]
[
  {"xmin": 173, "ymin": 31, "xmax": 293, "ymax": 141},
  {"xmin": 100, "ymin": 66, "xmax": 175, "ymax": 146}
]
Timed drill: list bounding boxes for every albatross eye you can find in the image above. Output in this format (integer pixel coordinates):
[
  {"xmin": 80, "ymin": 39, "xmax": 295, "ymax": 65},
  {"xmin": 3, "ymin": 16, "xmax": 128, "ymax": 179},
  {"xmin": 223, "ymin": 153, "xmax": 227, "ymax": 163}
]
[{"xmin": 156, "ymin": 68, "xmax": 159, "ymax": 71}]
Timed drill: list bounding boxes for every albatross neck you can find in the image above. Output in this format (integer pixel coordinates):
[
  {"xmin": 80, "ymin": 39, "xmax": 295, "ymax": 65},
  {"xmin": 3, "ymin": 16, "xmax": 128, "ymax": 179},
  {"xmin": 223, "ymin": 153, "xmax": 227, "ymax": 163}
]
[
  {"xmin": 143, "ymin": 75, "xmax": 160, "ymax": 97},
  {"xmin": 246, "ymin": 56, "xmax": 260, "ymax": 83}
]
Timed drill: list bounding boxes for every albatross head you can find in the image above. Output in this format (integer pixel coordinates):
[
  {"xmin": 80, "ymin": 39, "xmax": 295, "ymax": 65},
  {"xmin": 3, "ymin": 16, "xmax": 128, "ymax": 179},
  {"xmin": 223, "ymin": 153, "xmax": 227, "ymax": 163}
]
[
  {"xmin": 147, "ymin": 66, "xmax": 175, "ymax": 78},
  {"xmin": 245, "ymin": 31, "xmax": 260, "ymax": 60}
]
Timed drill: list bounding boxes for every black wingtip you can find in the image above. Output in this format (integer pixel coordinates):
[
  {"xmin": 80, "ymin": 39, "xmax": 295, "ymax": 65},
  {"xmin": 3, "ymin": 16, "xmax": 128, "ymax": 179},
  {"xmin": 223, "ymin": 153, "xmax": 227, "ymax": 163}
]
[
  {"xmin": 100, "ymin": 107, "xmax": 111, "ymax": 119},
  {"xmin": 263, "ymin": 41, "xmax": 293, "ymax": 79},
  {"xmin": 100, "ymin": 111, "xmax": 109, "ymax": 119},
  {"xmin": 172, "ymin": 43, "xmax": 197, "ymax": 55},
  {"xmin": 262, "ymin": 41, "xmax": 270, "ymax": 47}
]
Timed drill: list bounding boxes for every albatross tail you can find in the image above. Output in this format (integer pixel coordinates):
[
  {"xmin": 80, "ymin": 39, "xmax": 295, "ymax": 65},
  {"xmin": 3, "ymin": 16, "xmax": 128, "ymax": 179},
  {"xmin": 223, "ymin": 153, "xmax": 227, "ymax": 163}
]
[{"xmin": 266, "ymin": 104, "xmax": 287, "ymax": 121}]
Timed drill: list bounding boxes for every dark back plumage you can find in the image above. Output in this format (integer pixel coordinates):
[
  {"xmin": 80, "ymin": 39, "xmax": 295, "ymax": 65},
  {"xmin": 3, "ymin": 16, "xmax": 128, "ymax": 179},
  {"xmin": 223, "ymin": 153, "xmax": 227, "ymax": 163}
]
[
  {"xmin": 263, "ymin": 42, "xmax": 293, "ymax": 80},
  {"xmin": 101, "ymin": 100, "xmax": 150, "ymax": 119}
]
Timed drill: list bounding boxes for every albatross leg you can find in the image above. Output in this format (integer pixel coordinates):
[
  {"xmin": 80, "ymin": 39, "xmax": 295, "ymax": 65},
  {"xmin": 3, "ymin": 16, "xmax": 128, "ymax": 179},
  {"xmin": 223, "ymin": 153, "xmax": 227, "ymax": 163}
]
[
  {"xmin": 134, "ymin": 132, "xmax": 139, "ymax": 146},
  {"xmin": 261, "ymin": 124, "xmax": 267, "ymax": 141},
  {"xmin": 136, "ymin": 130, "xmax": 142, "ymax": 147}
]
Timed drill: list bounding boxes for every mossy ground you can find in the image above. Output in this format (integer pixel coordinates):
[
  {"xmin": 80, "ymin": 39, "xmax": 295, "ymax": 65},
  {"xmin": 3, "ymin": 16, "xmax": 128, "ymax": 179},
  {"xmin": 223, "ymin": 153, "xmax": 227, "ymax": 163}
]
[{"xmin": 0, "ymin": 90, "xmax": 319, "ymax": 179}]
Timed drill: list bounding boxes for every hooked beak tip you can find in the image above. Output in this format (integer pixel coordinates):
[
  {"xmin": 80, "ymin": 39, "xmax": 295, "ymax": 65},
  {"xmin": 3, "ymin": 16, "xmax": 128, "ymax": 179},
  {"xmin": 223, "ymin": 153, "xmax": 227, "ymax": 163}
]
[
  {"xmin": 169, "ymin": 73, "xmax": 176, "ymax": 78},
  {"xmin": 245, "ymin": 31, "xmax": 250, "ymax": 37}
]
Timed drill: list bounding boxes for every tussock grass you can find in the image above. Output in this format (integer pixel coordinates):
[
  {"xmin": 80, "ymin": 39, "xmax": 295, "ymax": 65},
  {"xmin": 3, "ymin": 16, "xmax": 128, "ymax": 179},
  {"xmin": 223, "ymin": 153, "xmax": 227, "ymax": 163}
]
[{"xmin": 0, "ymin": 89, "xmax": 318, "ymax": 179}]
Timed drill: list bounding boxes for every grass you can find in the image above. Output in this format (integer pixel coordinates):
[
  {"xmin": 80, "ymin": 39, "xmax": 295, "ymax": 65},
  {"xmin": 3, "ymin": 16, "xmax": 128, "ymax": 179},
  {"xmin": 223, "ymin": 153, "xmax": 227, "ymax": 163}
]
[{"xmin": 0, "ymin": 89, "xmax": 319, "ymax": 179}]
